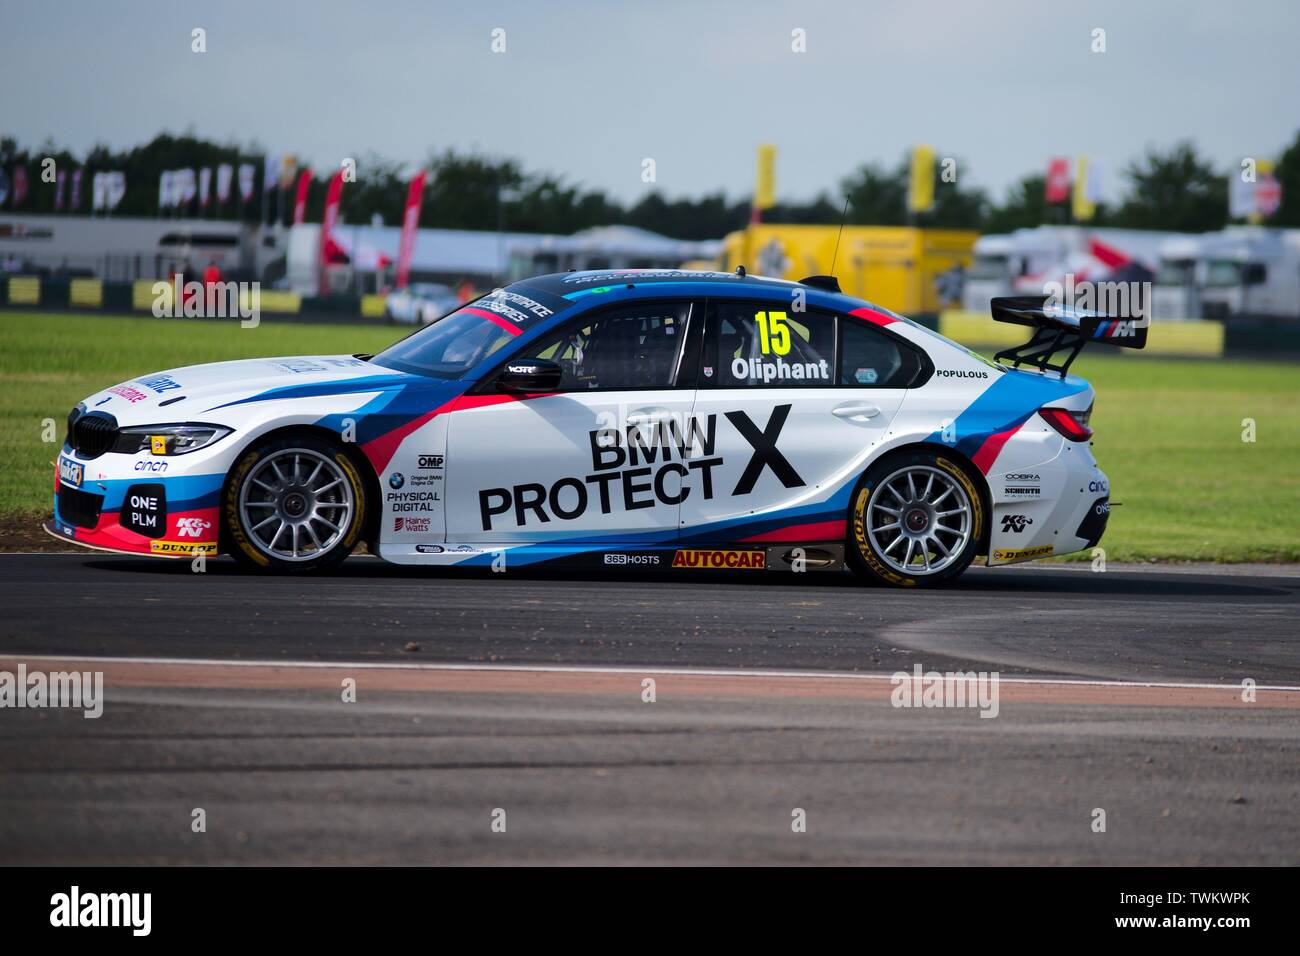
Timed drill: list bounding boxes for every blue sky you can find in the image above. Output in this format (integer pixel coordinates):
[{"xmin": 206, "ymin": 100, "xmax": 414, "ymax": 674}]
[{"xmin": 4, "ymin": 0, "xmax": 1297, "ymax": 205}]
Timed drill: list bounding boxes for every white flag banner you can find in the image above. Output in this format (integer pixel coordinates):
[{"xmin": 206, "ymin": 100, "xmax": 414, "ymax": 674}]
[
  {"xmin": 263, "ymin": 154, "xmax": 279, "ymax": 195},
  {"xmin": 238, "ymin": 163, "xmax": 255, "ymax": 202},
  {"xmin": 1228, "ymin": 174, "xmax": 1255, "ymax": 219},
  {"xmin": 1084, "ymin": 158, "xmax": 1105, "ymax": 203},
  {"xmin": 92, "ymin": 172, "xmax": 107, "ymax": 211},
  {"xmin": 179, "ymin": 168, "xmax": 197, "ymax": 204},
  {"xmin": 198, "ymin": 167, "xmax": 212, "ymax": 207},
  {"xmin": 216, "ymin": 163, "xmax": 233, "ymax": 203},
  {"xmin": 159, "ymin": 171, "xmax": 172, "ymax": 209},
  {"xmin": 104, "ymin": 171, "xmax": 126, "ymax": 211}
]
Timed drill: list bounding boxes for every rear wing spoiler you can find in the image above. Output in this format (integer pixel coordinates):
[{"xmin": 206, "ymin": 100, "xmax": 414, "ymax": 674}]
[{"xmin": 990, "ymin": 295, "xmax": 1148, "ymax": 378}]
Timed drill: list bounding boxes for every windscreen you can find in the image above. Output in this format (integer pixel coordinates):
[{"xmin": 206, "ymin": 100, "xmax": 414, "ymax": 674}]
[{"xmin": 371, "ymin": 284, "xmax": 571, "ymax": 378}]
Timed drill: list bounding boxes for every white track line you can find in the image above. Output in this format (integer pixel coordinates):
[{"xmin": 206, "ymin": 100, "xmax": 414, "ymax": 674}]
[{"xmin": 5, "ymin": 653, "xmax": 1299, "ymax": 693}]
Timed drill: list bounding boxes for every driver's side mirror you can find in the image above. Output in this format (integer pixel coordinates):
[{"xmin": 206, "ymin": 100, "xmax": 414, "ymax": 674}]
[{"xmin": 496, "ymin": 358, "xmax": 563, "ymax": 393}]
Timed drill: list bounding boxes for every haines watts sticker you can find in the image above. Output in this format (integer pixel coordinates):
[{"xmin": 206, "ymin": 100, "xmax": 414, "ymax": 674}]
[{"xmin": 672, "ymin": 549, "xmax": 765, "ymax": 570}]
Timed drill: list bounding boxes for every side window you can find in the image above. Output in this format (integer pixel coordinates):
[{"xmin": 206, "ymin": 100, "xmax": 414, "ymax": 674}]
[
  {"xmin": 703, "ymin": 301, "xmax": 835, "ymax": 388},
  {"xmin": 517, "ymin": 301, "xmax": 692, "ymax": 391},
  {"xmin": 838, "ymin": 318, "xmax": 923, "ymax": 388}
]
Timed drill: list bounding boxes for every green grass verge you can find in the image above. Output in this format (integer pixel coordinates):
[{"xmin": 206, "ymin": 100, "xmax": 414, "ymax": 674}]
[
  {"xmin": 1055, "ymin": 350, "xmax": 1300, "ymax": 562},
  {"xmin": 2, "ymin": 311, "xmax": 1297, "ymax": 561},
  {"xmin": 0, "ymin": 311, "xmax": 407, "ymax": 528}
]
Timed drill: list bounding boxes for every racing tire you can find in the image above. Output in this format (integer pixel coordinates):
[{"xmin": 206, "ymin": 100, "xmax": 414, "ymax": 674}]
[
  {"xmin": 847, "ymin": 449, "xmax": 985, "ymax": 588},
  {"xmin": 223, "ymin": 433, "xmax": 368, "ymax": 573}
]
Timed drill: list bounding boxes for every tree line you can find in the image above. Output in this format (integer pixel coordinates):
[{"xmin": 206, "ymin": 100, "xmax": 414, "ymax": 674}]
[{"xmin": 3, "ymin": 131, "xmax": 1299, "ymax": 238}]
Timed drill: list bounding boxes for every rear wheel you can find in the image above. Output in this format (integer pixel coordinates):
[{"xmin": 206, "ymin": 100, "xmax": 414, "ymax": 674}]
[
  {"xmin": 224, "ymin": 434, "xmax": 367, "ymax": 572},
  {"xmin": 848, "ymin": 450, "xmax": 984, "ymax": 587}
]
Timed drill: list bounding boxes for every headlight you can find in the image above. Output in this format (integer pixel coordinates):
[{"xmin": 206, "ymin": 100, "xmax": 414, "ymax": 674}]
[{"xmin": 113, "ymin": 424, "xmax": 233, "ymax": 456}]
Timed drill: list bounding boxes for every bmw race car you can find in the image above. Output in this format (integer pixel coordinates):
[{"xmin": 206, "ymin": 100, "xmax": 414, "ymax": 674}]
[{"xmin": 47, "ymin": 270, "xmax": 1146, "ymax": 586}]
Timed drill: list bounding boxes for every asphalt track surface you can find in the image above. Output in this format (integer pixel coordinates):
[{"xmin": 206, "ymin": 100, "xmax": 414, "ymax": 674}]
[{"xmin": 2, "ymin": 553, "xmax": 1298, "ymax": 864}]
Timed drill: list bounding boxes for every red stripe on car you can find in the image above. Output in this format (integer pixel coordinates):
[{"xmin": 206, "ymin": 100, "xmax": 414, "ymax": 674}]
[
  {"xmin": 971, "ymin": 422, "xmax": 1025, "ymax": 475},
  {"xmin": 462, "ymin": 307, "xmax": 523, "ymax": 336},
  {"xmin": 742, "ymin": 519, "xmax": 847, "ymax": 543},
  {"xmin": 848, "ymin": 306, "xmax": 897, "ymax": 327}
]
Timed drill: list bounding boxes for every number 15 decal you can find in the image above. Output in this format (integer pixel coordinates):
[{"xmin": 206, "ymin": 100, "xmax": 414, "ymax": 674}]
[{"xmin": 756, "ymin": 311, "xmax": 791, "ymax": 356}]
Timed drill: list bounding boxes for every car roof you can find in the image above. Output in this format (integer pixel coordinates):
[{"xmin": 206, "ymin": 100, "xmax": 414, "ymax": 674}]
[{"xmin": 507, "ymin": 269, "xmax": 896, "ymax": 318}]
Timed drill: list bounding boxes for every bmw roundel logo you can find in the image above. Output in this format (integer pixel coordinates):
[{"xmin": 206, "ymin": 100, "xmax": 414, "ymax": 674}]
[{"xmin": 388, "ymin": 472, "xmax": 405, "ymax": 489}]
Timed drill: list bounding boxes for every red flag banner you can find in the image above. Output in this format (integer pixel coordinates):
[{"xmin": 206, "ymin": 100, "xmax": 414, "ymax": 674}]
[
  {"xmin": 318, "ymin": 170, "xmax": 345, "ymax": 296},
  {"xmin": 293, "ymin": 168, "xmax": 313, "ymax": 225},
  {"xmin": 1045, "ymin": 157, "xmax": 1071, "ymax": 204},
  {"xmin": 1256, "ymin": 173, "xmax": 1282, "ymax": 217},
  {"xmin": 396, "ymin": 171, "xmax": 427, "ymax": 289}
]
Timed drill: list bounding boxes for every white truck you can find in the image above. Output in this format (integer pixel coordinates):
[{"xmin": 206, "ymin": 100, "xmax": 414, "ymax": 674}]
[
  {"xmin": 1151, "ymin": 236, "xmax": 1208, "ymax": 321},
  {"xmin": 963, "ymin": 226, "xmax": 1192, "ymax": 315},
  {"xmin": 962, "ymin": 227, "xmax": 1074, "ymax": 311},
  {"xmin": 1196, "ymin": 228, "xmax": 1300, "ymax": 320}
]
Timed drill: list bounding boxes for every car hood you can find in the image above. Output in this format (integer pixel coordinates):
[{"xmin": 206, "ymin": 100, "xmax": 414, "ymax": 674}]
[{"xmin": 80, "ymin": 355, "xmax": 422, "ymax": 426}]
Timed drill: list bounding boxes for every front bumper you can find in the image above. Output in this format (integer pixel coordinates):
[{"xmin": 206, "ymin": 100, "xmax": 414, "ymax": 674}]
[{"xmin": 51, "ymin": 449, "xmax": 223, "ymax": 558}]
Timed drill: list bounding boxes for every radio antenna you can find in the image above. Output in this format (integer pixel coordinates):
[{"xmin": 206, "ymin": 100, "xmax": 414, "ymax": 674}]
[{"xmin": 829, "ymin": 194, "xmax": 851, "ymax": 281}]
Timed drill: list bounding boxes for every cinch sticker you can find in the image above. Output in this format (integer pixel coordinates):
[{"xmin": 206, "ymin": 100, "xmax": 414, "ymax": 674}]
[
  {"xmin": 671, "ymin": 549, "xmax": 765, "ymax": 570},
  {"xmin": 58, "ymin": 456, "xmax": 83, "ymax": 488}
]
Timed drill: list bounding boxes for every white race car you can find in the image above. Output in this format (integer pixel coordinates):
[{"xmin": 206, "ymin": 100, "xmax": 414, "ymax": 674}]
[
  {"xmin": 383, "ymin": 282, "xmax": 461, "ymax": 325},
  {"xmin": 48, "ymin": 270, "xmax": 1145, "ymax": 586}
]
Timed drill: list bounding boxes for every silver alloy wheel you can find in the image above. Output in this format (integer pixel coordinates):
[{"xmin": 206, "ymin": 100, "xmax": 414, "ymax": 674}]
[
  {"xmin": 237, "ymin": 447, "xmax": 354, "ymax": 563},
  {"xmin": 866, "ymin": 464, "xmax": 973, "ymax": 576}
]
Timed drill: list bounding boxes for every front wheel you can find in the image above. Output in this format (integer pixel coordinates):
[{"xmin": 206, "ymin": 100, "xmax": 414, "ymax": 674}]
[
  {"xmin": 223, "ymin": 434, "xmax": 368, "ymax": 572},
  {"xmin": 848, "ymin": 450, "xmax": 984, "ymax": 587}
]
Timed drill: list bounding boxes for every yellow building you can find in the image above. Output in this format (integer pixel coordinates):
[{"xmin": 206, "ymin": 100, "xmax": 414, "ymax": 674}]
[{"xmin": 716, "ymin": 224, "xmax": 976, "ymax": 316}]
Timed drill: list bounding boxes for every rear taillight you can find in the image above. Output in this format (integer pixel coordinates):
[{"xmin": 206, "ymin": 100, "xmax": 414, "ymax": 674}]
[{"xmin": 1040, "ymin": 405, "xmax": 1093, "ymax": 441}]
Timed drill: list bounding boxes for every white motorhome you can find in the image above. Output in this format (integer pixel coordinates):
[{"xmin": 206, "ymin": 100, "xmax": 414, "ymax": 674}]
[
  {"xmin": 962, "ymin": 227, "xmax": 1072, "ymax": 311},
  {"xmin": 1151, "ymin": 236, "xmax": 1208, "ymax": 321},
  {"xmin": 1197, "ymin": 228, "xmax": 1300, "ymax": 320},
  {"xmin": 962, "ymin": 226, "xmax": 1195, "ymax": 313},
  {"xmin": 0, "ymin": 214, "xmax": 268, "ymax": 280}
]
